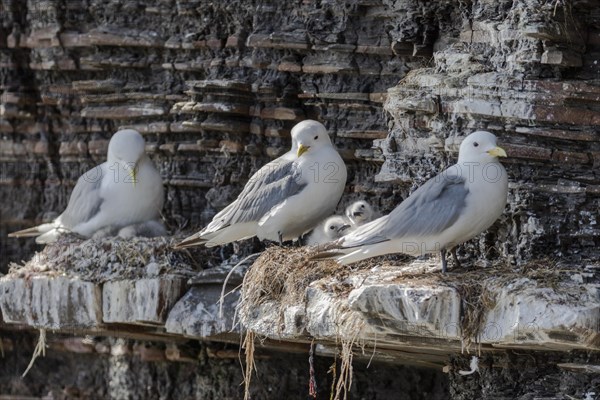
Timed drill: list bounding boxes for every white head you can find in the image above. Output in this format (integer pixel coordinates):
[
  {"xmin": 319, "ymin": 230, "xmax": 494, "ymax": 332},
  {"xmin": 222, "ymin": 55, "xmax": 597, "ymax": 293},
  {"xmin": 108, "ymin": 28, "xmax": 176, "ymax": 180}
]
[
  {"xmin": 458, "ymin": 131, "xmax": 507, "ymax": 164},
  {"xmin": 345, "ymin": 200, "xmax": 374, "ymax": 226},
  {"xmin": 322, "ymin": 215, "xmax": 351, "ymax": 240},
  {"xmin": 289, "ymin": 135, "xmax": 299, "ymax": 156},
  {"xmin": 107, "ymin": 129, "xmax": 147, "ymax": 184},
  {"xmin": 291, "ymin": 120, "xmax": 333, "ymax": 158}
]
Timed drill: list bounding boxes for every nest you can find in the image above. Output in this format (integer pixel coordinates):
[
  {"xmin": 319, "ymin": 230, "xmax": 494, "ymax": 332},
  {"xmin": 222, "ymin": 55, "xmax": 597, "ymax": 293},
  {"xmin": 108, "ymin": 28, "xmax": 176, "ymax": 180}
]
[
  {"xmin": 6, "ymin": 234, "xmax": 218, "ymax": 283},
  {"xmin": 238, "ymin": 245, "xmax": 386, "ymax": 400},
  {"xmin": 238, "ymin": 246, "xmax": 400, "ymax": 327},
  {"xmin": 237, "ymin": 247, "xmax": 596, "ymax": 400},
  {"xmin": 239, "ymin": 247, "xmax": 595, "ymax": 348},
  {"xmin": 240, "ymin": 247, "xmax": 338, "ymax": 313}
]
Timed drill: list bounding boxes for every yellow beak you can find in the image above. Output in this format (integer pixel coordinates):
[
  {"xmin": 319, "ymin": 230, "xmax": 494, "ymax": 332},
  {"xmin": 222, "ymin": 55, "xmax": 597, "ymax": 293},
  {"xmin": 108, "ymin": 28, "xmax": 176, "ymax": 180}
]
[
  {"xmin": 125, "ymin": 163, "xmax": 138, "ymax": 186},
  {"xmin": 297, "ymin": 144, "xmax": 310, "ymax": 157},
  {"xmin": 487, "ymin": 146, "xmax": 507, "ymax": 158}
]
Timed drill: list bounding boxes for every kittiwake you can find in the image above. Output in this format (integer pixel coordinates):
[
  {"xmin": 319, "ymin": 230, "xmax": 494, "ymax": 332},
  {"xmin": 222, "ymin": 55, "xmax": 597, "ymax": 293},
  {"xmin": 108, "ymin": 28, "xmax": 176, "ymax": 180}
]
[
  {"xmin": 9, "ymin": 129, "xmax": 165, "ymax": 243},
  {"xmin": 314, "ymin": 131, "xmax": 508, "ymax": 272},
  {"xmin": 175, "ymin": 120, "xmax": 348, "ymax": 248}
]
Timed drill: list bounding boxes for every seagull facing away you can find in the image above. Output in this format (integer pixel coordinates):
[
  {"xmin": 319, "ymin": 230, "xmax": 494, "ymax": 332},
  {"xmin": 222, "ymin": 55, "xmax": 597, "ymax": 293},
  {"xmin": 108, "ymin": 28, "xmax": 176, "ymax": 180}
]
[
  {"xmin": 345, "ymin": 200, "xmax": 376, "ymax": 227},
  {"xmin": 314, "ymin": 131, "xmax": 508, "ymax": 272},
  {"xmin": 306, "ymin": 215, "xmax": 351, "ymax": 246},
  {"xmin": 9, "ymin": 129, "xmax": 165, "ymax": 244},
  {"xmin": 175, "ymin": 120, "xmax": 348, "ymax": 248}
]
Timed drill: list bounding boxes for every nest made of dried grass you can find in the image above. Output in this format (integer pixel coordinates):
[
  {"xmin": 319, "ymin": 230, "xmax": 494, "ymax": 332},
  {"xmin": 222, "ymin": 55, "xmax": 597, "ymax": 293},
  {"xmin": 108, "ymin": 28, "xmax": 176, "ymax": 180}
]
[
  {"xmin": 237, "ymin": 246, "xmax": 595, "ymax": 400},
  {"xmin": 237, "ymin": 246, "xmax": 404, "ymax": 326},
  {"xmin": 239, "ymin": 247, "xmax": 593, "ymax": 347}
]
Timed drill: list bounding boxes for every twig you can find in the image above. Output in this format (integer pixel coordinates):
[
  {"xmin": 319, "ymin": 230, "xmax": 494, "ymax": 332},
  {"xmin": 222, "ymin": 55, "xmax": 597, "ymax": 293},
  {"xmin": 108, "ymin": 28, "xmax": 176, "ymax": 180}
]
[{"xmin": 218, "ymin": 253, "xmax": 260, "ymax": 319}]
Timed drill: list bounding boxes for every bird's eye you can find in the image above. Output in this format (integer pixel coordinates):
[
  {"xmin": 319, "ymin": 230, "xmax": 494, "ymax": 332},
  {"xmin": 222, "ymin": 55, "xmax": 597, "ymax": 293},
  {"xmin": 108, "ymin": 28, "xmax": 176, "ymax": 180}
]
[
  {"xmin": 314, "ymin": 135, "xmax": 318, "ymax": 140},
  {"xmin": 360, "ymin": 205, "xmax": 365, "ymax": 209},
  {"xmin": 329, "ymin": 226, "xmax": 335, "ymax": 230},
  {"xmin": 473, "ymin": 142, "xmax": 479, "ymax": 147}
]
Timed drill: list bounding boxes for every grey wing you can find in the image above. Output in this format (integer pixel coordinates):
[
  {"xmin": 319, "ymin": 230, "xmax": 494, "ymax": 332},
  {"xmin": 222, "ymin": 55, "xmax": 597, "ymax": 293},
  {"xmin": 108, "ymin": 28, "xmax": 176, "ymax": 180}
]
[
  {"xmin": 341, "ymin": 173, "xmax": 468, "ymax": 248},
  {"xmin": 226, "ymin": 157, "xmax": 296, "ymax": 212},
  {"xmin": 59, "ymin": 164, "xmax": 106, "ymax": 228},
  {"xmin": 338, "ymin": 215, "xmax": 390, "ymax": 248},
  {"xmin": 203, "ymin": 159, "xmax": 306, "ymax": 231}
]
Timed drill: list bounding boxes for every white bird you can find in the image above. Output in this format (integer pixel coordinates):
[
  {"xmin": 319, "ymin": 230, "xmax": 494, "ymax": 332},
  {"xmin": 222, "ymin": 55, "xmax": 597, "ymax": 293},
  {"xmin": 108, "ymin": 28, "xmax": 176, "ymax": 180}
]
[
  {"xmin": 305, "ymin": 215, "xmax": 351, "ymax": 246},
  {"xmin": 314, "ymin": 131, "xmax": 508, "ymax": 272},
  {"xmin": 345, "ymin": 200, "xmax": 376, "ymax": 227},
  {"xmin": 9, "ymin": 129, "xmax": 165, "ymax": 243},
  {"xmin": 175, "ymin": 120, "xmax": 347, "ymax": 248}
]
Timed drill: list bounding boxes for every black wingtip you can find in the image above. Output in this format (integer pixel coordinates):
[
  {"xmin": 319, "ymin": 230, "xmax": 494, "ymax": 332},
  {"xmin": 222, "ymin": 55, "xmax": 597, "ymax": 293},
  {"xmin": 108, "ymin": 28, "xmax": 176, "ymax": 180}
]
[
  {"xmin": 308, "ymin": 250, "xmax": 345, "ymax": 261},
  {"xmin": 173, "ymin": 236, "xmax": 207, "ymax": 250},
  {"xmin": 7, "ymin": 227, "xmax": 41, "ymax": 238}
]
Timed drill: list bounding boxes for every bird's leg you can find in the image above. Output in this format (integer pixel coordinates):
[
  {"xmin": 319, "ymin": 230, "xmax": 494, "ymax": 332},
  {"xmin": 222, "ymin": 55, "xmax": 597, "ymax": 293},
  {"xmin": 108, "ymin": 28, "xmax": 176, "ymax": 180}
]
[
  {"xmin": 278, "ymin": 231, "xmax": 283, "ymax": 246},
  {"xmin": 451, "ymin": 247, "xmax": 461, "ymax": 269},
  {"xmin": 232, "ymin": 242, "xmax": 241, "ymax": 257},
  {"xmin": 441, "ymin": 249, "xmax": 448, "ymax": 273},
  {"xmin": 297, "ymin": 233, "xmax": 307, "ymax": 247}
]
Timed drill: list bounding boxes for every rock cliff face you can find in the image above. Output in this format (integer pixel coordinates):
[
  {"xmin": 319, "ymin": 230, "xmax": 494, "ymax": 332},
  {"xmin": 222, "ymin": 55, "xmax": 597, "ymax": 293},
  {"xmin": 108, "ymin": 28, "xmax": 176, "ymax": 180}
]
[
  {"xmin": 1, "ymin": 0, "xmax": 599, "ymax": 399},
  {"xmin": 0, "ymin": 331, "xmax": 449, "ymax": 400},
  {"xmin": 2, "ymin": 0, "xmax": 599, "ymax": 271}
]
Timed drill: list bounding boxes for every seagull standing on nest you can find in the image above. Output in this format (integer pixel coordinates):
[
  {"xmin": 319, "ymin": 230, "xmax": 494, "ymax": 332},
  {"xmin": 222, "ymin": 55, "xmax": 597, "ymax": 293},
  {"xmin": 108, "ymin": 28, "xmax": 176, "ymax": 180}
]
[
  {"xmin": 313, "ymin": 131, "xmax": 508, "ymax": 272},
  {"xmin": 175, "ymin": 120, "xmax": 347, "ymax": 248},
  {"xmin": 9, "ymin": 129, "xmax": 165, "ymax": 243}
]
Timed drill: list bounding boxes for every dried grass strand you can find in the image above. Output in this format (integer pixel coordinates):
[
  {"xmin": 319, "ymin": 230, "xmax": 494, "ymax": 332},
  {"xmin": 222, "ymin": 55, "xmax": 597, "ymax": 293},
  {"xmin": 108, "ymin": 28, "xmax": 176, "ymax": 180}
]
[
  {"xmin": 22, "ymin": 329, "xmax": 46, "ymax": 377},
  {"xmin": 219, "ymin": 253, "xmax": 261, "ymax": 319},
  {"xmin": 242, "ymin": 330, "xmax": 256, "ymax": 400}
]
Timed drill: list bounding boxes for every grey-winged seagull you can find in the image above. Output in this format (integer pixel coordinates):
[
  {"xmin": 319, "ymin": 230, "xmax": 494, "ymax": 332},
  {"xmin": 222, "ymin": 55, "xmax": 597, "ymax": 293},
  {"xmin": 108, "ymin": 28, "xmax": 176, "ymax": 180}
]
[
  {"xmin": 9, "ymin": 129, "xmax": 165, "ymax": 243},
  {"xmin": 314, "ymin": 131, "xmax": 508, "ymax": 272},
  {"xmin": 175, "ymin": 120, "xmax": 347, "ymax": 248}
]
